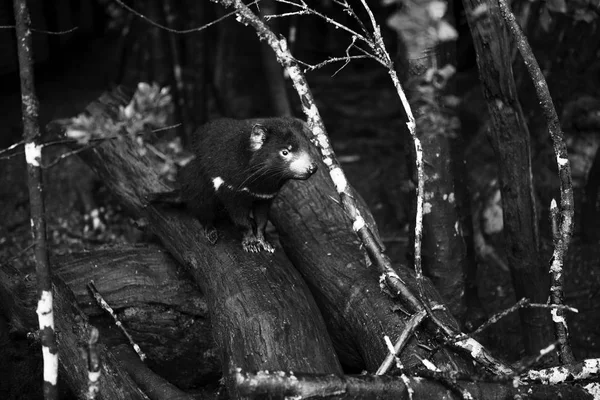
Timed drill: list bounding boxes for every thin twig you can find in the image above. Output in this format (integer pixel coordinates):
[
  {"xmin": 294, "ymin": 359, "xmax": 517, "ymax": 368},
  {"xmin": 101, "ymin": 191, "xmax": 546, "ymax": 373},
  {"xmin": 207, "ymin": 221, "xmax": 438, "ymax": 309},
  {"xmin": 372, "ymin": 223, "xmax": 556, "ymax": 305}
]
[
  {"xmin": 0, "ymin": 139, "xmax": 25, "ymax": 159},
  {"xmin": 41, "ymin": 146, "xmax": 96, "ymax": 169},
  {"xmin": 0, "ymin": 242, "xmax": 35, "ymax": 268},
  {"xmin": 87, "ymin": 281, "xmax": 146, "ymax": 361},
  {"xmin": 331, "ymin": 0, "xmax": 372, "ymax": 41},
  {"xmin": 296, "ymin": 54, "xmax": 372, "ymax": 72},
  {"xmin": 85, "ymin": 327, "xmax": 101, "ymax": 400},
  {"xmin": 275, "ymin": 0, "xmax": 370, "ymax": 44},
  {"xmin": 376, "ymin": 309, "xmax": 427, "ymax": 375},
  {"xmin": 468, "ymin": 298, "xmax": 578, "ymax": 338},
  {"xmin": 357, "ymin": 0, "xmax": 425, "ymax": 301},
  {"xmin": 113, "ymin": 0, "xmax": 259, "ymax": 34},
  {"xmin": 514, "ymin": 341, "xmax": 559, "ymax": 374},
  {"xmin": 0, "ymin": 25, "xmax": 78, "ymax": 35}
]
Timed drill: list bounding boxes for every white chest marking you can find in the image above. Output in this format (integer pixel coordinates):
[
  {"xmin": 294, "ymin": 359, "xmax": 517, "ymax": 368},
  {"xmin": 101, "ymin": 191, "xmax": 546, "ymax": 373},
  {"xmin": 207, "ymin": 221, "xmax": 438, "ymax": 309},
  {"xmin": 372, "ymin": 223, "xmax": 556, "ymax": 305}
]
[
  {"xmin": 211, "ymin": 176, "xmax": 277, "ymax": 199},
  {"xmin": 212, "ymin": 177, "xmax": 225, "ymax": 191}
]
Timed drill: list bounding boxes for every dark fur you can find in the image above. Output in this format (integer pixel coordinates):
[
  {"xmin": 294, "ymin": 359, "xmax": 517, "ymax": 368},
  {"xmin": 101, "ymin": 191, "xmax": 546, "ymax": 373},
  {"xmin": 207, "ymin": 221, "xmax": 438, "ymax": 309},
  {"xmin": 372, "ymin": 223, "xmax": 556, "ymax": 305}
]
[{"xmin": 151, "ymin": 117, "xmax": 317, "ymax": 252}]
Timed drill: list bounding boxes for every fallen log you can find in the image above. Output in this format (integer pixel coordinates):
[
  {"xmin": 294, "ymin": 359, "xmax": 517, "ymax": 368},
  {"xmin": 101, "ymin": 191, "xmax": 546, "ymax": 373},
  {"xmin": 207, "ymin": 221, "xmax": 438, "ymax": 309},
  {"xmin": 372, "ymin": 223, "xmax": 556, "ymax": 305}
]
[
  {"xmin": 233, "ymin": 369, "xmax": 592, "ymax": 400},
  {"xmin": 44, "ymin": 85, "xmax": 596, "ymax": 398},
  {"xmin": 49, "ymin": 85, "xmax": 468, "ymax": 379},
  {"xmin": 272, "ymin": 156, "xmax": 464, "ymax": 371},
  {"xmin": 0, "ymin": 266, "xmax": 149, "ymax": 400},
  {"xmin": 47, "ymin": 85, "xmax": 343, "ymax": 396},
  {"xmin": 52, "ymin": 245, "xmax": 220, "ymax": 388}
]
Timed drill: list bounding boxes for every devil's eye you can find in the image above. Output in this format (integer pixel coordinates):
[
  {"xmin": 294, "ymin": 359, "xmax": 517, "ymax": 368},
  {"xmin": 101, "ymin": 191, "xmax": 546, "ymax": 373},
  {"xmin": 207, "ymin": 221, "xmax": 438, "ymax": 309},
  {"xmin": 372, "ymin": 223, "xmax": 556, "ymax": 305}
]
[{"xmin": 281, "ymin": 149, "xmax": 289, "ymax": 156}]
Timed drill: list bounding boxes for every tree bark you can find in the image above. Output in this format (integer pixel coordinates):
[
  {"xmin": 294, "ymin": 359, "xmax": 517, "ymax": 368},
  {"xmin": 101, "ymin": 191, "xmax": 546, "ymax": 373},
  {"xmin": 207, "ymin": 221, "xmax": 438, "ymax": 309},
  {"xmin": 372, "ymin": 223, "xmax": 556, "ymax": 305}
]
[
  {"xmin": 271, "ymin": 151, "xmax": 466, "ymax": 372},
  {"xmin": 48, "ymin": 86, "xmax": 343, "ymax": 396},
  {"xmin": 52, "ymin": 245, "xmax": 220, "ymax": 388},
  {"xmin": 0, "ymin": 267, "xmax": 150, "ymax": 400},
  {"xmin": 233, "ymin": 369, "xmax": 593, "ymax": 400},
  {"xmin": 462, "ymin": 0, "xmax": 552, "ymax": 355}
]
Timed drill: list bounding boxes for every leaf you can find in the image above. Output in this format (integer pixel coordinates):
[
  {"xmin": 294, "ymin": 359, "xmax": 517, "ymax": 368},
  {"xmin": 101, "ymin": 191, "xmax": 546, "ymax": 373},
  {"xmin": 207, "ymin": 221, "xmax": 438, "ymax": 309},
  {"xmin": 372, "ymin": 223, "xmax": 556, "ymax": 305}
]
[
  {"xmin": 546, "ymin": 0, "xmax": 567, "ymax": 14},
  {"xmin": 427, "ymin": 0, "xmax": 446, "ymax": 21}
]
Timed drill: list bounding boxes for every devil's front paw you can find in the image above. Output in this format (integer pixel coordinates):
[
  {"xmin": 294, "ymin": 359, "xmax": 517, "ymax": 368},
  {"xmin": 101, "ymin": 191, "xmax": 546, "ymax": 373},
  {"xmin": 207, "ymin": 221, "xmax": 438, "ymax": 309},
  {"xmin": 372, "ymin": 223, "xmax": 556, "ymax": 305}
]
[{"xmin": 242, "ymin": 234, "xmax": 275, "ymax": 253}]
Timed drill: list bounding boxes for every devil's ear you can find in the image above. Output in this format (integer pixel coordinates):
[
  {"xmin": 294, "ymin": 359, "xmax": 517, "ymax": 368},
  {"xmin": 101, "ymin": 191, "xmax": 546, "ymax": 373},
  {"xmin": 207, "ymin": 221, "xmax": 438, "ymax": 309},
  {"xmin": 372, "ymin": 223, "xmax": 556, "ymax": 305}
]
[{"xmin": 249, "ymin": 124, "xmax": 267, "ymax": 151}]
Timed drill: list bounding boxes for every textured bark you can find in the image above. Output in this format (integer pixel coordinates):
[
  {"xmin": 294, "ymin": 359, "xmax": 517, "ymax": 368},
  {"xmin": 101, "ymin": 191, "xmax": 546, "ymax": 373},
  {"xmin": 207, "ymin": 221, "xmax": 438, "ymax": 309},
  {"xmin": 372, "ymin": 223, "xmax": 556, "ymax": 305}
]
[
  {"xmin": 112, "ymin": 345, "xmax": 195, "ymax": 400},
  {"xmin": 462, "ymin": 0, "xmax": 552, "ymax": 355},
  {"xmin": 52, "ymin": 246, "xmax": 220, "ymax": 388},
  {"xmin": 406, "ymin": 67, "xmax": 469, "ymax": 320},
  {"xmin": 233, "ymin": 370, "xmax": 593, "ymax": 400},
  {"xmin": 48, "ymin": 87, "xmax": 343, "ymax": 395},
  {"xmin": 419, "ymin": 127, "xmax": 468, "ymax": 319},
  {"xmin": 0, "ymin": 267, "xmax": 149, "ymax": 400},
  {"xmin": 583, "ymin": 148, "xmax": 600, "ymax": 242},
  {"xmin": 271, "ymin": 151, "xmax": 465, "ymax": 372}
]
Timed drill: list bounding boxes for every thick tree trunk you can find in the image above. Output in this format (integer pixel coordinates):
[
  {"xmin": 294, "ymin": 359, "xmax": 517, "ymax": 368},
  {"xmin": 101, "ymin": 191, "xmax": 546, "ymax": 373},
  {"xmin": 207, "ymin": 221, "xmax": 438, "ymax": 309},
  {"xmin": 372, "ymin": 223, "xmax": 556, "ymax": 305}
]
[
  {"xmin": 462, "ymin": 0, "xmax": 552, "ymax": 355},
  {"xmin": 271, "ymin": 153, "xmax": 466, "ymax": 372}
]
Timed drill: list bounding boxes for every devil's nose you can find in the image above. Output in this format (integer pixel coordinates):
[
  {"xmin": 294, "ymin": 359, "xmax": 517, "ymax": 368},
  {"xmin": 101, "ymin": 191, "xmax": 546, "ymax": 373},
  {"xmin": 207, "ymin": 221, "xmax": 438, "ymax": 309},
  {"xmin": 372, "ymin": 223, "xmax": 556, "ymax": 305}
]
[{"xmin": 308, "ymin": 163, "xmax": 318, "ymax": 174}]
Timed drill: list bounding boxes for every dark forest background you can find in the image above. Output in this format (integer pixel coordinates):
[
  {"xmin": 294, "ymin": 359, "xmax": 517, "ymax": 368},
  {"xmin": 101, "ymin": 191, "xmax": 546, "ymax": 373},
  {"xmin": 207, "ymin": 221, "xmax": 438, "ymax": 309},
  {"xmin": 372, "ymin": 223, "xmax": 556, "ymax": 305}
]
[{"xmin": 1, "ymin": 0, "xmax": 599, "ymax": 399}]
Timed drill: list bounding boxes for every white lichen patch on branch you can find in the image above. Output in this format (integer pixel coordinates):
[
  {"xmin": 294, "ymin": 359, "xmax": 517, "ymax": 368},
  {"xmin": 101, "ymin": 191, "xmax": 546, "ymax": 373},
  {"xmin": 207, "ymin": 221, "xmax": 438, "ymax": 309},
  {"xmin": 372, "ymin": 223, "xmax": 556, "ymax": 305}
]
[
  {"xmin": 455, "ymin": 337, "xmax": 483, "ymax": 358},
  {"xmin": 551, "ymin": 308, "xmax": 567, "ymax": 326},
  {"xmin": 584, "ymin": 358, "xmax": 600, "ymax": 371},
  {"xmin": 329, "ymin": 168, "xmax": 348, "ymax": 193},
  {"xmin": 352, "ymin": 215, "xmax": 365, "ymax": 232},
  {"xmin": 584, "ymin": 382, "xmax": 600, "ymax": 397},
  {"xmin": 550, "ymin": 258, "xmax": 563, "ymax": 274},
  {"xmin": 37, "ymin": 290, "xmax": 58, "ymax": 385},
  {"xmin": 36, "ymin": 290, "xmax": 54, "ymax": 328},
  {"xmin": 315, "ymin": 133, "xmax": 331, "ymax": 152},
  {"xmin": 527, "ymin": 358, "xmax": 600, "ymax": 384},
  {"xmin": 24, "ymin": 141, "xmax": 41, "ymax": 166},
  {"xmin": 421, "ymin": 358, "xmax": 440, "ymax": 371},
  {"xmin": 88, "ymin": 370, "xmax": 101, "ymax": 382},
  {"xmin": 42, "ymin": 346, "xmax": 58, "ymax": 385},
  {"xmin": 556, "ymin": 156, "xmax": 569, "ymax": 166}
]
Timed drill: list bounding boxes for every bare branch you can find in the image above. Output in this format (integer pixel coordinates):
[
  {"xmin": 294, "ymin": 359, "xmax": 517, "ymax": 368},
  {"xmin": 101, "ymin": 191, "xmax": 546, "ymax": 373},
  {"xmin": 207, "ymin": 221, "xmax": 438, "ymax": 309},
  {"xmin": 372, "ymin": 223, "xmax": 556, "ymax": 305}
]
[
  {"xmin": 87, "ymin": 281, "xmax": 147, "ymax": 361},
  {"xmin": 376, "ymin": 309, "xmax": 427, "ymax": 375},
  {"xmin": 113, "ymin": 0, "xmax": 259, "ymax": 34},
  {"xmin": 275, "ymin": 0, "xmax": 371, "ymax": 45},
  {"xmin": 13, "ymin": 0, "xmax": 58, "ymax": 397}
]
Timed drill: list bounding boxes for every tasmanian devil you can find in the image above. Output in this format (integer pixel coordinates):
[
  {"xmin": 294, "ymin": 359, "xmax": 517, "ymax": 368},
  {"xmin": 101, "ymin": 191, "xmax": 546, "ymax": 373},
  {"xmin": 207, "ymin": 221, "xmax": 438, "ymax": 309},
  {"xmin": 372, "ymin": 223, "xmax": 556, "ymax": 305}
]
[{"xmin": 150, "ymin": 117, "xmax": 318, "ymax": 253}]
